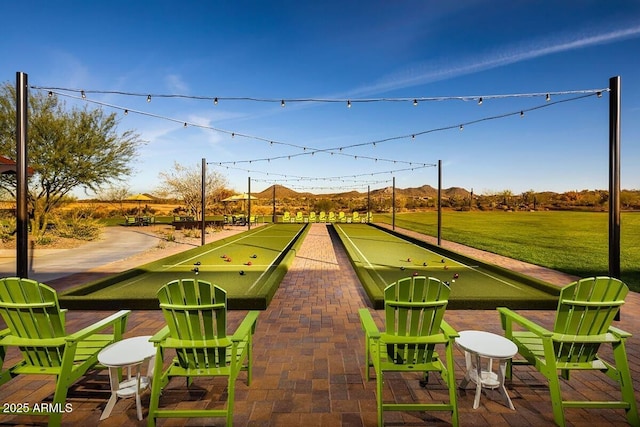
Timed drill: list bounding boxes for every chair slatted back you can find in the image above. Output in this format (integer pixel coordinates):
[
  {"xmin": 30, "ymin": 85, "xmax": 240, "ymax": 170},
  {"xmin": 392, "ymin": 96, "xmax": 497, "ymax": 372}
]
[
  {"xmin": 157, "ymin": 279, "xmax": 228, "ymax": 369},
  {"xmin": 553, "ymin": 276, "xmax": 627, "ymax": 363},
  {"xmin": 384, "ymin": 276, "xmax": 450, "ymax": 364},
  {"xmin": 0, "ymin": 277, "xmax": 66, "ymax": 367}
]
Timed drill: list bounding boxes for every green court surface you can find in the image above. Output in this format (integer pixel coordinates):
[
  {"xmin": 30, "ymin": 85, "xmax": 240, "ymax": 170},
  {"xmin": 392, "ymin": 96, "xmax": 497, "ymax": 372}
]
[
  {"xmin": 60, "ymin": 223, "xmax": 308, "ymax": 310},
  {"xmin": 332, "ymin": 223, "xmax": 560, "ymax": 310}
]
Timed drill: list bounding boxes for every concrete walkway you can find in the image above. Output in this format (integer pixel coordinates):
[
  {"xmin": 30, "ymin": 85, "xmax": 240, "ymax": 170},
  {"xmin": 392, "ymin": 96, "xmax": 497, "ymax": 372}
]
[
  {"xmin": 0, "ymin": 227, "xmax": 167, "ymax": 283},
  {"xmin": 0, "ymin": 223, "xmax": 638, "ymax": 426}
]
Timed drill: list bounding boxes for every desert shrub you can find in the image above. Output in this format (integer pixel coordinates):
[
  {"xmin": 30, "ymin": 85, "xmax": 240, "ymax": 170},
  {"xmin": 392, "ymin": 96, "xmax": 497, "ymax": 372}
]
[
  {"xmin": 182, "ymin": 228, "xmax": 201, "ymax": 238},
  {"xmin": 0, "ymin": 216, "xmax": 16, "ymax": 243},
  {"xmin": 51, "ymin": 211, "xmax": 103, "ymax": 241},
  {"xmin": 36, "ymin": 235, "xmax": 55, "ymax": 245}
]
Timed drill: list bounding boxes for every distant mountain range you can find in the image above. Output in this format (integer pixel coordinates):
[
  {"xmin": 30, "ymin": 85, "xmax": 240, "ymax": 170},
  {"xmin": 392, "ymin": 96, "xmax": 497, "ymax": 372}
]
[{"xmin": 253, "ymin": 184, "xmax": 470, "ymax": 199}]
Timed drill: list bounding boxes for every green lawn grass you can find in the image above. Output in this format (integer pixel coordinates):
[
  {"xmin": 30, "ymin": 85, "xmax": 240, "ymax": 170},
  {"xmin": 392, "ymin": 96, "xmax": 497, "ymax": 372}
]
[{"xmin": 376, "ymin": 211, "xmax": 640, "ymax": 292}]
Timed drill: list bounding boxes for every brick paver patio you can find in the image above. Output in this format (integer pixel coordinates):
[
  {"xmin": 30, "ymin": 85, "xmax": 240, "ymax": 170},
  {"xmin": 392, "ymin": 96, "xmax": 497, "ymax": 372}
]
[{"xmin": 1, "ymin": 223, "xmax": 638, "ymax": 426}]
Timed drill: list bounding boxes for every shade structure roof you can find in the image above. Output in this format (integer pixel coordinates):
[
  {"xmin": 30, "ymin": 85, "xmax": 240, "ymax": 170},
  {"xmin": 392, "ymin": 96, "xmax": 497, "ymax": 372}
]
[
  {"xmin": 0, "ymin": 155, "xmax": 34, "ymax": 176},
  {"xmin": 126, "ymin": 193, "xmax": 154, "ymax": 201}
]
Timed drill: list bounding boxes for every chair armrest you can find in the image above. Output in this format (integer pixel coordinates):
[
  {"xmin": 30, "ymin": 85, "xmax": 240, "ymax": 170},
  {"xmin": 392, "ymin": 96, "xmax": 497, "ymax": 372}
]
[
  {"xmin": 149, "ymin": 326, "xmax": 170, "ymax": 344},
  {"xmin": 231, "ymin": 311, "xmax": 260, "ymax": 342},
  {"xmin": 497, "ymin": 307, "xmax": 552, "ymax": 338},
  {"xmin": 608, "ymin": 325, "xmax": 632, "ymax": 339},
  {"xmin": 65, "ymin": 310, "xmax": 131, "ymax": 343},
  {"xmin": 358, "ymin": 308, "xmax": 380, "ymax": 339},
  {"xmin": 440, "ymin": 320, "xmax": 459, "ymax": 340}
]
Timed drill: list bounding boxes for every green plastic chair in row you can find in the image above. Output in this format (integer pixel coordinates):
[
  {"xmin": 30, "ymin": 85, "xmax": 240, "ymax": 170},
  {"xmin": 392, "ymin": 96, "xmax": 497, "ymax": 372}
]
[
  {"xmin": 359, "ymin": 276, "xmax": 459, "ymax": 426},
  {"xmin": 0, "ymin": 277, "xmax": 130, "ymax": 426},
  {"xmin": 499, "ymin": 276, "xmax": 639, "ymax": 427},
  {"xmin": 147, "ymin": 279, "xmax": 259, "ymax": 426}
]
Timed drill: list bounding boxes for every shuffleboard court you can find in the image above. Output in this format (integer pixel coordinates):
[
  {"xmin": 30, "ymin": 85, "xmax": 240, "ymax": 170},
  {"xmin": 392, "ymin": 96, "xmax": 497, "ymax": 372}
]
[
  {"xmin": 61, "ymin": 223, "xmax": 308, "ymax": 310},
  {"xmin": 332, "ymin": 223, "xmax": 559, "ymax": 310}
]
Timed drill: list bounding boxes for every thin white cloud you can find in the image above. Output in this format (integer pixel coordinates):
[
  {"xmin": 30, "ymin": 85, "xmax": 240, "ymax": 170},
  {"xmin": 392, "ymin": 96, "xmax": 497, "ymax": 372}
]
[
  {"xmin": 164, "ymin": 74, "xmax": 189, "ymax": 93},
  {"xmin": 357, "ymin": 24, "xmax": 640, "ymax": 96}
]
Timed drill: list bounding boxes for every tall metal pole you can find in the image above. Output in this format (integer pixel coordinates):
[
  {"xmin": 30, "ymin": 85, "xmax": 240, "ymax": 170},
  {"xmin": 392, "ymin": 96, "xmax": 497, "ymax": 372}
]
[
  {"xmin": 272, "ymin": 184, "xmax": 276, "ymax": 223},
  {"xmin": 201, "ymin": 158, "xmax": 206, "ymax": 246},
  {"xmin": 437, "ymin": 160, "xmax": 442, "ymax": 246},
  {"xmin": 392, "ymin": 177, "xmax": 396, "ymax": 230},
  {"xmin": 247, "ymin": 176, "xmax": 252, "ymax": 230},
  {"xmin": 367, "ymin": 185, "xmax": 370, "ymax": 223},
  {"xmin": 16, "ymin": 72, "xmax": 29, "ymax": 278},
  {"xmin": 608, "ymin": 76, "xmax": 621, "ymax": 279}
]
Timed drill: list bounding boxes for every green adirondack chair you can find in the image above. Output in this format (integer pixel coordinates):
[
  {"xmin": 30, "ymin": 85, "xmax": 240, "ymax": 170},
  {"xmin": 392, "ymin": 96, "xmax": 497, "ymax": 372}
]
[
  {"xmin": 0, "ymin": 277, "xmax": 130, "ymax": 426},
  {"xmin": 147, "ymin": 279, "xmax": 259, "ymax": 426},
  {"xmin": 359, "ymin": 276, "xmax": 459, "ymax": 426},
  {"xmin": 498, "ymin": 276, "xmax": 639, "ymax": 426}
]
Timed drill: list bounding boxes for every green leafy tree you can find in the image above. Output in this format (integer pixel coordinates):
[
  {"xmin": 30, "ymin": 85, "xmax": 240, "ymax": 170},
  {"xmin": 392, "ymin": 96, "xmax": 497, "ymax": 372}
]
[
  {"xmin": 0, "ymin": 83, "xmax": 143, "ymax": 235},
  {"xmin": 157, "ymin": 162, "xmax": 230, "ymax": 219}
]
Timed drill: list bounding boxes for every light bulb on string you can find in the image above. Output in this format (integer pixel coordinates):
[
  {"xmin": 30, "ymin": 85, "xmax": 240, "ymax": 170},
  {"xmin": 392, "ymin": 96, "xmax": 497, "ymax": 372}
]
[
  {"xmin": 459, "ymin": 124, "xmax": 464, "ymax": 131},
  {"xmin": 478, "ymin": 97, "xmax": 483, "ymax": 105},
  {"xmin": 597, "ymin": 91, "xmax": 602, "ymax": 98},
  {"xmin": 81, "ymin": 90, "xmax": 86, "ymax": 99},
  {"xmin": 520, "ymin": 111, "xmax": 524, "ymax": 117},
  {"xmin": 147, "ymin": 95, "xmax": 151, "ymax": 102},
  {"xmin": 48, "ymin": 91, "xmax": 53, "ymax": 98},
  {"xmin": 413, "ymin": 99, "xmax": 418, "ymax": 106},
  {"xmin": 546, "ymin": 93, "xmax": 551, "ymax": 102},
  {"xmin": 347, "ymin": 100, "xmax": 351, "ymax": 108},
  {"xmin": 281, "ymin": 100, "xmax": 285, "ymax": 107},
  {"xmin": 124, "ymin": 109, "xmax": 128, "ymax": 115},
  {"xmin": 214, "ymin": 97, "xmax": 218, "ymax": 105}
]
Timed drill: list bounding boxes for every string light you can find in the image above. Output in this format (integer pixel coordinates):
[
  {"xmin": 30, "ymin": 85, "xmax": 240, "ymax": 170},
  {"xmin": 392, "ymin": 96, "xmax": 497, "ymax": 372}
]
[
  {"xmin": 546, "ymin": 93, "xmax": 551, "ymax": 102},
  {"xmin": 147, "ymin": 95, "xmax": 151, "ymax": 103},
  {"xmin": 81, "ymin": 90, "xmax": 86, "ymax": 99},
  {"xmin": 124, "ymin": 109, "xmax": 128, "ymax": 115},
  {"xmin": 478, "ymin": 97, "xmax": 483, "ymax": 105},
  {"xmin": 347, "ymin": 100, "xmax": 351, "ymax": 108},
  {"xmin": 38, "ymin": 87, "xmax": 605, "ymax": 169},
  {"xmin": 211, "ymin": 162, "xmax": 434, "ymax": 181},
  {"xmin": 33, "ymin": 86, "xmax": 608, "ymax": 106},
  {"xmin": 48, "ymin": 91, "xmax": 53, "ymax": 98},
  {"xmin": 214, "ymin": 97, "xmax": 218, "ymax": 105}
]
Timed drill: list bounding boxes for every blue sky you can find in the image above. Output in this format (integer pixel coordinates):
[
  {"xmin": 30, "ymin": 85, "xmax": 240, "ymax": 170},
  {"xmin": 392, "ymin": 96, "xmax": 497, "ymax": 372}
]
[{"xmin": 2, "ymin": 1, "xmax": 640, "ymax": 196}]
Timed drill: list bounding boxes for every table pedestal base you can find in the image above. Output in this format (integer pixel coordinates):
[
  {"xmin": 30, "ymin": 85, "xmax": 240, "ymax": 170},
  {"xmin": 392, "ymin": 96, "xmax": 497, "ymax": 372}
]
[{"xmin": 459, "ymin": 351, "xmax": 514, "ymax": 410}]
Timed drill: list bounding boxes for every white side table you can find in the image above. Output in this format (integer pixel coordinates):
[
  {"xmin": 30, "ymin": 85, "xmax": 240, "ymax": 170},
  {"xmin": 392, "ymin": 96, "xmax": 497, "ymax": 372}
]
[
  {"xmin": 456, "ymin": 330, "xmax": 518, "ymax": 410},
  {"xmin": 98, "ymin": 335, "xmax": 156, "ymax": 420}
]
